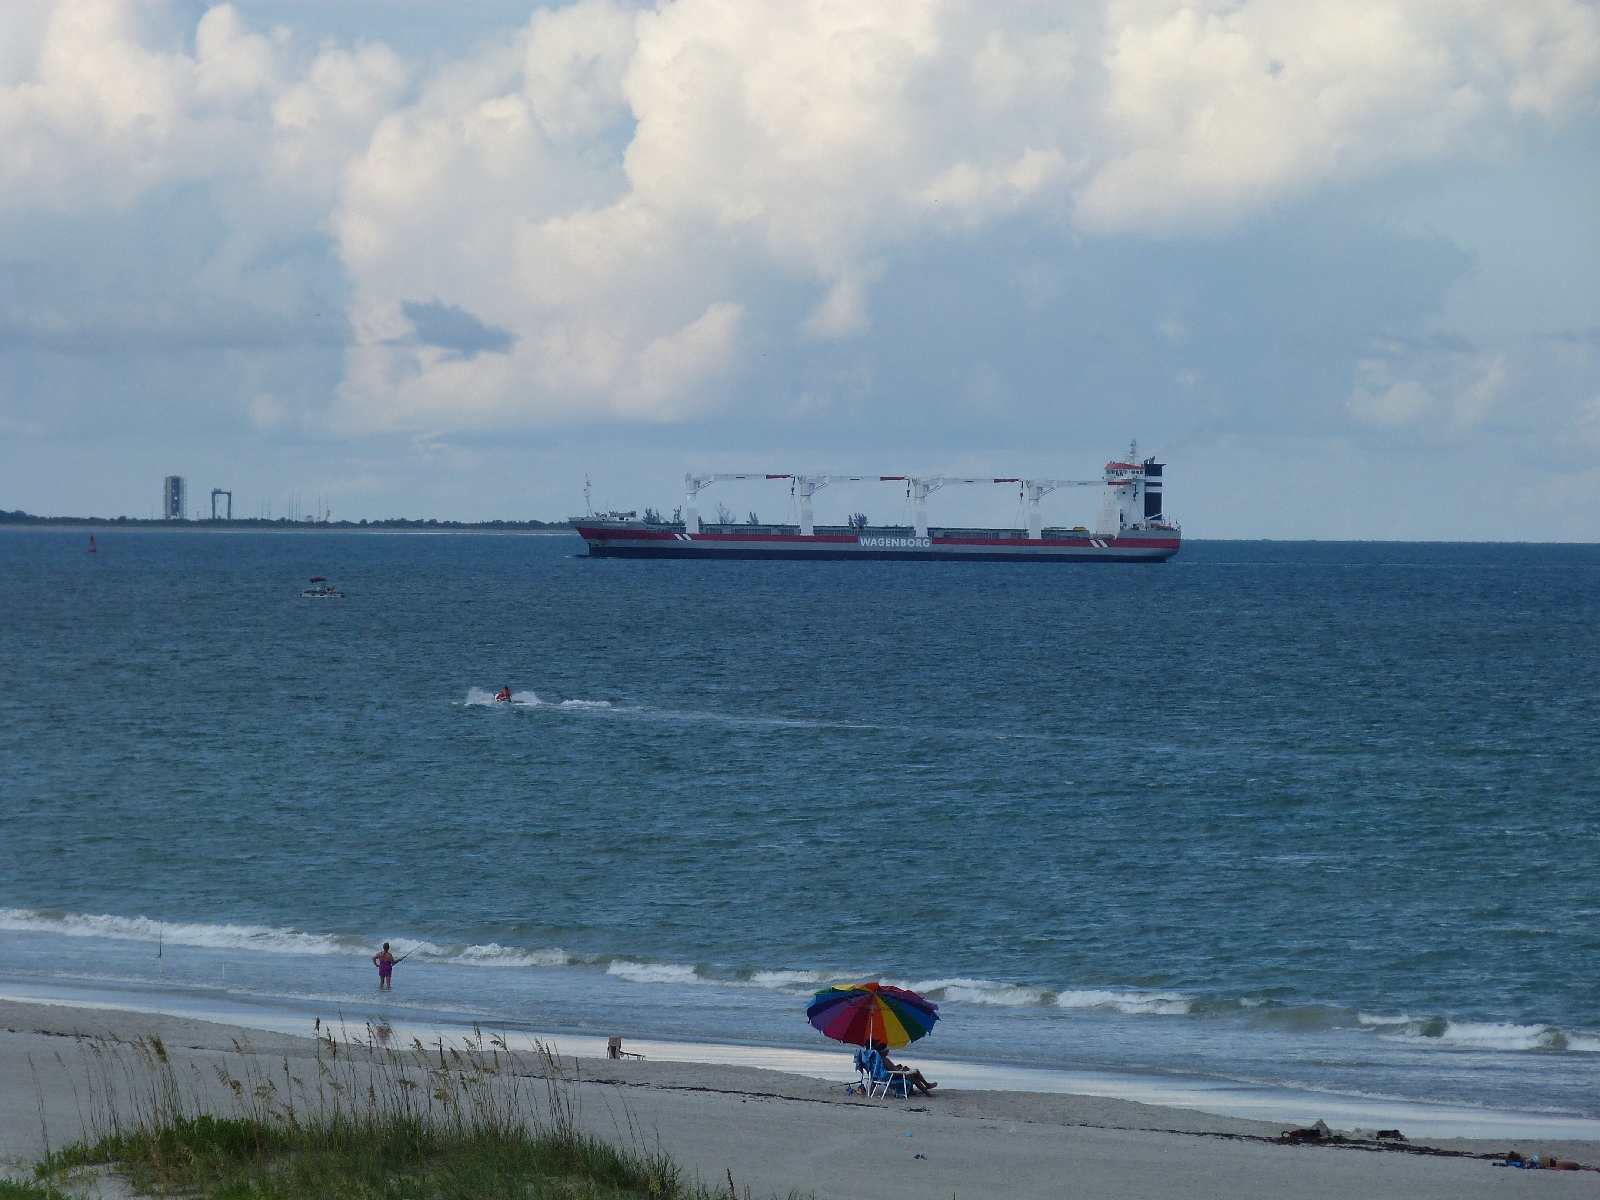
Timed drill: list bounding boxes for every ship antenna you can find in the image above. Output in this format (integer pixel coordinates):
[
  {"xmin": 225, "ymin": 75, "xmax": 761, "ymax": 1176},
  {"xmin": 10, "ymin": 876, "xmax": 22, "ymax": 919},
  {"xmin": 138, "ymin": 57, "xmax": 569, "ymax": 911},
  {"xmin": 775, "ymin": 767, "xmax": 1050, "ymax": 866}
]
[
  {"xmin": 1129, "ymin": 438, "xmax": 1138, "ymax": 462},
  {"xmin": 584, "ymin": 475, "xmax": 593, "ymax": 516}
]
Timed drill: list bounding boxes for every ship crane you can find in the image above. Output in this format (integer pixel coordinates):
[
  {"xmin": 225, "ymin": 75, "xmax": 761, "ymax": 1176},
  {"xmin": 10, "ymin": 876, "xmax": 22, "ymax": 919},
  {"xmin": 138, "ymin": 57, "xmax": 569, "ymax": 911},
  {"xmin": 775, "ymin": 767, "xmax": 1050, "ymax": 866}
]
[
  {"xmin": 684, "ymin": 473, "xmax": 790, "ymax": 533},
  {"xmin": 883, "ymin": 477, "xmax": 1024, "ymax": 539},
  {"xmin": 1020, "ymin": 478, "xmax": 1113, "ymax": 539},
  {"xmin": 787, "ymin": 476, "xmax": 886, "ymax": 537}
]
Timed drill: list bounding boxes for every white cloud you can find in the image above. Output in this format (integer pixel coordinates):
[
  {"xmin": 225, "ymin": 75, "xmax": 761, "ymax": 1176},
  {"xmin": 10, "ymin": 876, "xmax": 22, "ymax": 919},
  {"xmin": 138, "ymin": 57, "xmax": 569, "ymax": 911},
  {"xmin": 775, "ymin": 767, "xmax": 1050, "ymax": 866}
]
[
  {"xmin": 1348, "ymin": 379, "xmax": 1434, "ymax": 427},
  {"xmin": 1453, "ymin": 353, "xmax": 1507, "ymax": 428},
  {"xmin": 2, "ymin": 0, "xmax": 1598, "ymax": 444},
  {"xmin": 1346, "ymin": 351, "xmax": 1512, "ymax": 431},
  {"xmin": 916, "ymin": 147, "xmax": 1073, "ymax": 226},
  {"xmin": 0, "ymin": 4, "xmax": 404, "ymax": 214},
  {"xmin": 623, "ymin": 300, "xmax": 745, "ymax": 416},
  {"xmin": 1076, "ymin": 0, "xmax": 1600, "ymax": 235},
  {"xmin": 972, "ymin": 29, "xmax": 1078, "ymax": 113}
]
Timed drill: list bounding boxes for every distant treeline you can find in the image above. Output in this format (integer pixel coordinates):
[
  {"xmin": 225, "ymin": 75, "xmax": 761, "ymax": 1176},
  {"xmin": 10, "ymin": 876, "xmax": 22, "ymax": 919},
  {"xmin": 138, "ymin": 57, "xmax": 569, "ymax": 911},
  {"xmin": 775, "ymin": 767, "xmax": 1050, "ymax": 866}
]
[{"xmin": 0, "ymin": 510, "xmax": 573, "ymax": 531}]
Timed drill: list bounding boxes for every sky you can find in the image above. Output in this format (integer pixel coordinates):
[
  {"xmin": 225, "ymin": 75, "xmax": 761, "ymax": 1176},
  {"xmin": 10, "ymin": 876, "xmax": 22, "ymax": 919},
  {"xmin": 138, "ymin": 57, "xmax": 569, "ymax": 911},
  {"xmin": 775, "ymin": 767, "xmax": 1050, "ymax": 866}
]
[{"xmin": 1, "ymin": 0, "xmax": 1598, "ymax": 538}]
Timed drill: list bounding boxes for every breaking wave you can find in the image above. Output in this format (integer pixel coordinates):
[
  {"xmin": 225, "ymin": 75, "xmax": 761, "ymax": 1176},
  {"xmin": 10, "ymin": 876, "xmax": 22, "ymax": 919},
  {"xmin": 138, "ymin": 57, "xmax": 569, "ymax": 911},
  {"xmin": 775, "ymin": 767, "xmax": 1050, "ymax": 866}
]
[
  {"xmin": 606, "ymin": 960, "xmax": 701, "ymax": 985},
  {"xmin": 0, "ymin": 909, "xmax": 573, "ymax": 969},
  {"xmin": 905, "ymin": 977, "xmax": 1050, "ymax": 1007},
  {"xmin": 745, "ymin": 969, "xmax": 841, "ymax": 989},
  {"xmin": 6, "ymin": 909, "xmax": 1594, "ymax": 1054},
  {"xmin": 890, "ymin": 977, "xmax": 1192, "ymax": 1014},
  {"xmin": 1053, "ymin": 989, "xmax": 1194, "ymax": 1016},
  {"xmin": 1358, "ymin": 1012, "xmax": 1600, "ymax": 1052},
  {"xmin": 0, "ymin": 909, "xmax": 364, "ymax": 955}
]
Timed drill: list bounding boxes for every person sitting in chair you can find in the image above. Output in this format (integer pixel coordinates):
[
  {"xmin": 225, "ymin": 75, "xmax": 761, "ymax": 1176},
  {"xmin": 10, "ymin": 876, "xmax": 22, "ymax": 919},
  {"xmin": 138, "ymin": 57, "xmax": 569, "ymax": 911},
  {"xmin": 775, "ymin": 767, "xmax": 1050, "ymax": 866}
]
[{"xmin": 872, "ymin": 1040, "xmax": 937, "ymax": 1095}]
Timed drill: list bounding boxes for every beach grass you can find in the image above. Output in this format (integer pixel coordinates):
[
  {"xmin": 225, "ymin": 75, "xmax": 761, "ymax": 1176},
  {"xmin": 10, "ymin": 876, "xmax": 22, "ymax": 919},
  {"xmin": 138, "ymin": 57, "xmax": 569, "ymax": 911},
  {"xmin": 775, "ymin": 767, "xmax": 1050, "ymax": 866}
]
[
  {"xmin": 30, "ymin": 1025, "xmax": 773, "ymax": 1200},
  {"xmin": 41, "ymin": 1112, "xmax": 682, "ymax": 1199}
]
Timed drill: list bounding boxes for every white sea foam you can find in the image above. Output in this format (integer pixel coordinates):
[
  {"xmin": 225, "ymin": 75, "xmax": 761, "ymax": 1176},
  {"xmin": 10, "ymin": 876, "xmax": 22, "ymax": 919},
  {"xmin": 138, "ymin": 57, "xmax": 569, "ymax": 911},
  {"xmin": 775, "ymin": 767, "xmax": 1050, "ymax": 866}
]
[
  {"xmin": 745, "ymin": 969, "xmax": 840, "ymax": 989},
  {"xmin": 0, "ymin": 909, "xmax": 573, "ymax": 970},
  {"xmin": 0, "ymin": 908, "xmax": 362, "ymax": 955},
  {"xmin": 559, "ymin": 699, "xmax": 611, "ymax": 709},
  {"xmin": 1364, "ymin": 1016, "xmax": 1595, "ymax": 1052},
  {"xmin": 1357, "ymin": 1012, "xmax": 1414, "ymax": 1028},
  {"xmin": 1053, "ymin": 989, "xmax": 1193, "ymax": 1016},
  {"xmin": 606, "ymin": 960, "xmax": 701, "ymax": 984},
  {"xmin": 906, "ymin": 977, "xmax": 1050, "ymax": 1006},
  {"xmin": 441, "ymin": 942, "xmax": 574, "ymax": 968},
  {"xmin": 1423, "ymin": 1022, "xmax": 1561, "ymax": 1051}
]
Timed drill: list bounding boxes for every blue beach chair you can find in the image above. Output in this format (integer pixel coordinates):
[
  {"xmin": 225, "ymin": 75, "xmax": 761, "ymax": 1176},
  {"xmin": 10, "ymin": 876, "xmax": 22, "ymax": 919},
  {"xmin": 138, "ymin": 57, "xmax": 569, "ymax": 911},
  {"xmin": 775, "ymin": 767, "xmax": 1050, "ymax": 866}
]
[
  {"xmin": 859, "ymin": 1047, "xmax": 912, "ymax": 1098},
  {"xmin": 849, "ymin": 1047, "xmax": 872, "ymax": 1094}
]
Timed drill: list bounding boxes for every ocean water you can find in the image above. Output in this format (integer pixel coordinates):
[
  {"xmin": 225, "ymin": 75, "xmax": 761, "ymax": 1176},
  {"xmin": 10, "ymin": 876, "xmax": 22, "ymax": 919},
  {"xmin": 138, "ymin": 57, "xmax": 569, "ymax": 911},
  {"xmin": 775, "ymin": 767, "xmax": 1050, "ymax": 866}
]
[{"xmin": 2, "ymin": 529, "xmax": 1598, "ymax": 1125}]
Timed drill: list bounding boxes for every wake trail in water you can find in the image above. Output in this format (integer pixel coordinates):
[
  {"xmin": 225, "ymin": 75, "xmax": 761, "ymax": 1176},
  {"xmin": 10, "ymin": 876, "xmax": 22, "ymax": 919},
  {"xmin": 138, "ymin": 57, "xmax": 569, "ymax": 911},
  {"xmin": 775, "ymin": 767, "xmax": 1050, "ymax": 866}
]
[
  {"xmin": 460, "ymin": 687, "xmax": 611, "ymax": 710},
  {"xmin": 460, "ymin": 687, "xmax": 1070, "ymax": 741}
]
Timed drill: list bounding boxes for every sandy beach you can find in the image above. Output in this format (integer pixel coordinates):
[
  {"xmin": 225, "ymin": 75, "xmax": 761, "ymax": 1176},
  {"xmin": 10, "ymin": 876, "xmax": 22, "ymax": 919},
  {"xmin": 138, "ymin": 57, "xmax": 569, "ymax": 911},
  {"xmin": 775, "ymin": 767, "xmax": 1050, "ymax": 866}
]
[{"xmin": 3, "ymin": 1000, "xmax": 1597, "ymax": 1199}]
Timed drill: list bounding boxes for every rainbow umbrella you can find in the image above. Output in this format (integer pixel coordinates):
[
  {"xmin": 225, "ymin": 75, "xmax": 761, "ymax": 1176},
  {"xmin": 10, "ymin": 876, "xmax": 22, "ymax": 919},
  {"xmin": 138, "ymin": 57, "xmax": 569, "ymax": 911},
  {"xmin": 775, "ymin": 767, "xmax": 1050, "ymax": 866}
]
[{"xmin": 807, "ymin": 982, "xmax": 939, "ymax": 1049}]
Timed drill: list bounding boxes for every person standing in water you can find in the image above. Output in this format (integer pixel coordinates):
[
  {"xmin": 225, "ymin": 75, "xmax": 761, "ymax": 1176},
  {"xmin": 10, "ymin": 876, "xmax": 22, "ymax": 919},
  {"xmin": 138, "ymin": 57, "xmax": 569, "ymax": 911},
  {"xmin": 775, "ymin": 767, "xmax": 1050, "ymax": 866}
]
[{"xmin": 372, "ymin": 943, "xmax": 396, "ymax": 990}]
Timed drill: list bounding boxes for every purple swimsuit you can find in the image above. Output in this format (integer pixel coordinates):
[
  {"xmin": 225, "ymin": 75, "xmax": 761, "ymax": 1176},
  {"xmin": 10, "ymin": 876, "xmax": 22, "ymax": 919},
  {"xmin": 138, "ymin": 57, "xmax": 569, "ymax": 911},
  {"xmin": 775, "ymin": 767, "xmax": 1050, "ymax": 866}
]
[{"xmin": 377, "ymin": 958, "xmax": 393, "ymax": 977}]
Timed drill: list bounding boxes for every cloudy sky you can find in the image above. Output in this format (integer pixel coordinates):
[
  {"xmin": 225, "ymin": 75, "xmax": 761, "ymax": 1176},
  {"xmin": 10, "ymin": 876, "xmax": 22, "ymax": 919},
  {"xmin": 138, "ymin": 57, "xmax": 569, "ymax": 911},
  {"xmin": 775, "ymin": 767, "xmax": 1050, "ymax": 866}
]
[{"xmin": 2, "ymin": 0, "xmax": 1598, "ymax": 537}]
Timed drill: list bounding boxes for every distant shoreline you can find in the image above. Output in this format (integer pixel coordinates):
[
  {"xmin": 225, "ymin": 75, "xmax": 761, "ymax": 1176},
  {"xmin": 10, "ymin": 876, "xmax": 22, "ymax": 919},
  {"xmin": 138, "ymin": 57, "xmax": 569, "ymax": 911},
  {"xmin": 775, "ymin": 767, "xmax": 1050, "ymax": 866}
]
[
  {"xmin": 0, "ymin": 510, "xmax": 574, "ymax": 533},
  {"xmin": 5, "ymin": 514, "xmax": 1599, "ymax": 544}
]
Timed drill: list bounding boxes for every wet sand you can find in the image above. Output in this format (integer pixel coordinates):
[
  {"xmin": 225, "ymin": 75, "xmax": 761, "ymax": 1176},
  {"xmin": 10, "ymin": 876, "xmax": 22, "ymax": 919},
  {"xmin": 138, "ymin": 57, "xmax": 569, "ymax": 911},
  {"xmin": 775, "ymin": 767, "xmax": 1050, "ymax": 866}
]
[{"xmin": 3, "ymin": 1000, "xmax": 1597, "ymax": 1199}]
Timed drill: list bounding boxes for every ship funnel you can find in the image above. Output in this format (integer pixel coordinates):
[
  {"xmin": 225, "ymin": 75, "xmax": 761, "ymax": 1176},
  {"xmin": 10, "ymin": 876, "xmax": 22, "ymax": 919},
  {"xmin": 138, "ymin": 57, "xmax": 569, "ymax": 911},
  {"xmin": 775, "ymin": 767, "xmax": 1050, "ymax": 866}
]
[{"xmin": 1143, "ymin": 457, "xmax": 1163, "ymax": 521}]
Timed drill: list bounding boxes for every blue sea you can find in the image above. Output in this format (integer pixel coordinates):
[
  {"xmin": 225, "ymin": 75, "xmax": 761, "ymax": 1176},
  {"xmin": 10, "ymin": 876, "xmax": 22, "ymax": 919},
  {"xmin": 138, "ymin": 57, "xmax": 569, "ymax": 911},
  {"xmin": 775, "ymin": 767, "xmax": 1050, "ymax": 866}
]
[{"xmin": 2, "ymin": 529, "xmax": 1597, "ymax": 1130}]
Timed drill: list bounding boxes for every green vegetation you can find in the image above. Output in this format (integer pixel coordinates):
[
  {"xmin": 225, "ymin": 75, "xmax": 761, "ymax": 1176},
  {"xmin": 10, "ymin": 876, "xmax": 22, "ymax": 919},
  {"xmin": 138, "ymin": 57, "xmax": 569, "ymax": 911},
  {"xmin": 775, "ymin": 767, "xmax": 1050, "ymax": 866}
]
[
  {"xmin": 30, "ymin": 1028, "xmax": 776, "ymax": 1200},
  {"xmin": 42, "ymin": 1112, "xmax": 679, "ymax": 1199}
]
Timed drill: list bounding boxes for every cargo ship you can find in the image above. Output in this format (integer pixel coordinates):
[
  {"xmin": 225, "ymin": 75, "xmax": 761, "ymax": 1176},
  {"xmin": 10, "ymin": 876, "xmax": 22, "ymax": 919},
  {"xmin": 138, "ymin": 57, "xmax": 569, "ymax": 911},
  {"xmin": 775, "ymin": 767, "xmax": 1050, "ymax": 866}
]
[{"xmin": 573, "ymin": 443, "xmax": 1179, "ymax": 562}]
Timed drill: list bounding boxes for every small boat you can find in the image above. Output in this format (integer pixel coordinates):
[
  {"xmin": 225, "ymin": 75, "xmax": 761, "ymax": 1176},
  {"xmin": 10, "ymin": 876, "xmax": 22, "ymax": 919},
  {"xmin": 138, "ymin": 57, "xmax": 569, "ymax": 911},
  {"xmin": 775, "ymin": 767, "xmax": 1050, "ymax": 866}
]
[{"xmin": 300, "ymin": 577, "xmax": 344, "ymax": 598}]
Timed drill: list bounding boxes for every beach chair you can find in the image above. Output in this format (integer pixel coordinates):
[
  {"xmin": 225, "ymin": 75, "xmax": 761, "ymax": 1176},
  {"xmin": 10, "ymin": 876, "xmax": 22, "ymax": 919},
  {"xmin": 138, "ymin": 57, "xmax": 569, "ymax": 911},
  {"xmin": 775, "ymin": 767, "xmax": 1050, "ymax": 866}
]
[
  {"xmin": 849, "ymin": 1048, "xmax": 870, "ymax": 1094},
  {"xmin": 860, "ymin": 1047, "xmax": 912, "ymax": 1099},
  {"xmin": 606, "ymin": 1036, "xmax": 644, "ymax": 1060}
]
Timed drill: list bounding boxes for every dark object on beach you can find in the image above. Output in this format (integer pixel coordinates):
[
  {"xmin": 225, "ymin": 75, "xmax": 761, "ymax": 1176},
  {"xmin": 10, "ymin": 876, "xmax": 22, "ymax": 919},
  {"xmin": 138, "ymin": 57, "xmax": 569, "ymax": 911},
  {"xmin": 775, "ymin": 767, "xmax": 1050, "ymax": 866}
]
[
  {"xmin": 606, "ymin": 1035, "xmax": 644, "ymax": 1060},
  {"xmin": 1282, "ymin": 1120, "xmax": 1336, "ymax": 1144},
  {"xmin": 1493, "ymin": 1152, "xmax": 1598, "ymax": 1171},
  {"xmin": 1374, "ymin": 1129, "xmax": 1405, "ymax": 1142}
]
